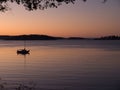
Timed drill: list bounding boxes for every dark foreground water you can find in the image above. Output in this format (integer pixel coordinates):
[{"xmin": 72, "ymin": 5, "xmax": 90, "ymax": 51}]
[{"xmin": 0, "ymin": 40, "xmax": 120, "ymax": 90}]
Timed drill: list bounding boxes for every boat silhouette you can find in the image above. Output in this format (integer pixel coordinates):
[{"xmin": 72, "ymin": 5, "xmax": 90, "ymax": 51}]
[
  {"xmin": 17, "ymin": 48, "xmax": 30, "ymax": 54},
  {"xmin": 17, "ymin": 41, "xmax": 30, "ymax": 55}
]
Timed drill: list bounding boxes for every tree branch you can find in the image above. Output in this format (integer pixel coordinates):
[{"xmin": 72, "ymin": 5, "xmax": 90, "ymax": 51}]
[{"xmin": 0, "ymin": 0, "xmax": 107, "ymax": 12}]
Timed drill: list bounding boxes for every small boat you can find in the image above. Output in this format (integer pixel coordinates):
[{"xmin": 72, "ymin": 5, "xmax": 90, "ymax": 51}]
[
  {"xmin": 17, "ymin": 48, "xmax": 30, "ymax": 54},
  {"xmin": 17, "ymin": 41, "xmax": 30, "ymax": 55}
]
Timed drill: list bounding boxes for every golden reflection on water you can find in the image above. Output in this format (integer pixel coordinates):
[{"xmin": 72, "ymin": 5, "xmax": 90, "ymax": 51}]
[
  {"xmin": 0, "ymin": 45, "xmax": 120, "ymax": 74},
  {"xmin": 0, "ymin": 46, "xmax": 118, "ymax": 71},
  {"xmin": 0, "ymin": 41, "xmax": 120, "ymax": 90}
]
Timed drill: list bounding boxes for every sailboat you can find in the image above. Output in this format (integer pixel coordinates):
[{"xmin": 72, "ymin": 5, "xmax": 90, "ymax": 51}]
[{"xmin": 17, "ymin": 41, "xmax": 30, "ymax": 55}]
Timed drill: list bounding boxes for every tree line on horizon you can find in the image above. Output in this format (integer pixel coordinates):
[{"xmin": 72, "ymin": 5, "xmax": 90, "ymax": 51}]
[{"xmin": 0, "ymin": 34, "xmax": 119, "ymax": 40}]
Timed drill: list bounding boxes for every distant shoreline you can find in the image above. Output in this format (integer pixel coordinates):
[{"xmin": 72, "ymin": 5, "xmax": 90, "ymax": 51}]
[{"xmin": 0, "ymin": 34, "xmax": 119, "ymax": 40}]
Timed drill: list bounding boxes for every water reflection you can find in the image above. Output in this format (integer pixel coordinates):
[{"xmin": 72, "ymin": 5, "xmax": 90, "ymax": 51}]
[
  {"xmin": 17, "ymin": 52, "xmax": 28, "ymax": 71},
  {"xmin": 0, "ymin": 53, "xmax": 37, "ymax": 90},
  {"xmin": 0, "ymin": 79, "xmax": 36, "ymax": 90},
  {"xmin": 0, "ymin": 40, "xmax": 120, "ymax": 90}
]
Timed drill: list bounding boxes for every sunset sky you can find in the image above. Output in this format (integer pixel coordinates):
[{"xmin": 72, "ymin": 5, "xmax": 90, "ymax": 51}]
[{"xmin": 0, "ymin": 0, "xmax": 120, "ymax": 37}]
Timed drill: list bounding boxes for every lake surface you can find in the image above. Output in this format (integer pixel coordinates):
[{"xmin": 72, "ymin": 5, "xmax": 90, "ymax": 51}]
[{"xmin": 0, "ymin": 40, "xmax": 120, "ymax": 90}]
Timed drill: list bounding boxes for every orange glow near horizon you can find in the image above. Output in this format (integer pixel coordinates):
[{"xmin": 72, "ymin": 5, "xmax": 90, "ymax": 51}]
[{"xmin": 0, "ymin": 0, "xmax": 120, "ymax": 37}]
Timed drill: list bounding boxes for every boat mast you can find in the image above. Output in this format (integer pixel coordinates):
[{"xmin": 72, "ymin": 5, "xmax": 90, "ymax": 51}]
[{"xmin": 24, "ymin": 40, "xmax": 26, "ymax": 49}]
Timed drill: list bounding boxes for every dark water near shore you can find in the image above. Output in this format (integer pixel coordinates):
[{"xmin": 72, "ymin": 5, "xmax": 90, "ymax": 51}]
[{"xmin": 0, "ymin": 40, "xmax": 120, "ymax": 90}]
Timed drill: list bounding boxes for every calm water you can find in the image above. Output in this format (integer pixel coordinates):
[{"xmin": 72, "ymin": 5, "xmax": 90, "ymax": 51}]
[{"xmin": 0, "ymin": 40, "xmax": 120, "ymax": 90}]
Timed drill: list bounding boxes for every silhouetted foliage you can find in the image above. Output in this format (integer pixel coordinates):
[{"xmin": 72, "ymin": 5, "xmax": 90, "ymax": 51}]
[
  {"xmin": 0, "ymin": 34, "xmax": 64, "ymax": 40},
  {"xmin": 68, "ymin": 37, "xmax": 86, "ymax": 40},
  {"xmin": 95, "ymin": 35, "xmax": 120, "ymax": 40},
  {"xmin": 0, "ymin": 0, "xmax": 107, "ymax": 12},
  {"xmin": 0, "ymin": 34, "xmax": 119, "ymax": 40}
]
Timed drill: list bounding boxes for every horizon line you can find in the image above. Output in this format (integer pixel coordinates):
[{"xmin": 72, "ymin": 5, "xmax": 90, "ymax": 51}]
[{"xmin": 0, "ymin": 34, "xmax": 119, "ymax": 38}]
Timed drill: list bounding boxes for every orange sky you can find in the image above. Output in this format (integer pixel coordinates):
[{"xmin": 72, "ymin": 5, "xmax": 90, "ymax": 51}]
[{"xmin": 0, "ymin": 0, "xmax": 120, "ymax": 37}]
